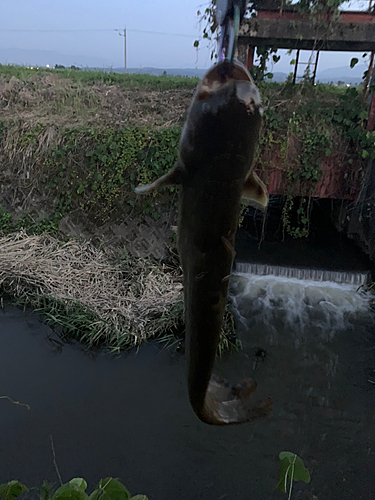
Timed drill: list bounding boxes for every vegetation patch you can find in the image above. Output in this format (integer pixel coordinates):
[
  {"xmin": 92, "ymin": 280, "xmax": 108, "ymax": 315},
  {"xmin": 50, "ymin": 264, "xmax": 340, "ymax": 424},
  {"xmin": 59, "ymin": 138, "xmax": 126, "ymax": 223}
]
[
  {"xmin": 0, "ymin": 72, "xmax": 193, "ymax": 129},
  {"xmin": 0, "ymin": 65, "xmax": 373, "ymax": 347},
  {"xmin": 258, "ymin": 82, "xmax": 375, "ymax": 237},
  {"xmin": 0, "ymin": 232, "xmax": 182, "ymax": 349},
  {"xmin": 0, "ymin": 64, "xmax": 199, "ymax": 90},
  {"xmin": 0, "ymin": 477, "xmax": 148, "ymax": 500},
  {"xmin": 0, "ymin": 121, "xmax": 183, "ymax": 232},
  {"xmin": 0, "ymin": 231, "xmax": 238, "ymax": 354},
  {"xmin": 0, "ymin": 68, "xmax": 373, "ymax": 242}
]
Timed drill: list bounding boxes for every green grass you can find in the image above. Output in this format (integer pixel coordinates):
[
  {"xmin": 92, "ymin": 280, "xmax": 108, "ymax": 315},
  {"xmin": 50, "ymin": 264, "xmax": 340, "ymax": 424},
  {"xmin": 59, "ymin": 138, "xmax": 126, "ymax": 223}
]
[{"xmin": 0, "ymin": 64, "xmax": 200, "ymax": 91}]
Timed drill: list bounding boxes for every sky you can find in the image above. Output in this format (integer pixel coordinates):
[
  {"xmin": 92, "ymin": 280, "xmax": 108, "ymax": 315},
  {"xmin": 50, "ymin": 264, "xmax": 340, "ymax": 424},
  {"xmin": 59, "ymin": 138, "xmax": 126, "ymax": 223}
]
[{"xmin": 0, "ymin": 0, "xmax": 372, "ymax": 72}]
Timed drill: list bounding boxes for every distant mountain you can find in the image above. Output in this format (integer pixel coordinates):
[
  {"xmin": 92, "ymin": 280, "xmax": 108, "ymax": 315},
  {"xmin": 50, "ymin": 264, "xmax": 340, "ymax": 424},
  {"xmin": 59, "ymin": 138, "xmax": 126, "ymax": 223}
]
[
  {"xmin": 0, "ymin": 48, "xmax": 112, "ymax": 68},
  {"xmin": 1, "ymin": 47, "xmax": 369, "ymax": 85},
  {"xmin": 270, "ymin": 71, "xmax": 288, "ymax": 82},
  {"xmin": 316, "ymin": 64, "xmax": 368, "ymax": 84},
  {"xmin": 318, "ymin": 64, "xmax": 367, "ymax": 78},
  {"xmin": 92, "ymin": 67, "xmax": 207, "ymax": 78},
  {"xmin": 269, "ymin": 65, "xmax": 368, "ymax": 84},
  {"xmin": 129, "ymin": 67, "xmax": 206, "ymax": 78}
]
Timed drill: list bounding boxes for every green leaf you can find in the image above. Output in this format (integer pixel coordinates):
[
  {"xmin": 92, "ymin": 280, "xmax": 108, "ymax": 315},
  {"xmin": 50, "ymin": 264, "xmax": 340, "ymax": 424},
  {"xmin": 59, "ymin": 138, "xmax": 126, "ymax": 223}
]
[
  {"xmin": 350, "ymin": 57, "xmax": 359, "ymax": 69},
  {"xmin": 69, "ymin": 480, "xmax": 87, "ymax": 492},
  {"xmin": 52, "ymin": 480, "xmax": 89, "ymax": 500},
  {"xmin": 325, "ymin": 148, "xmax": 331, "ymax": 156},
  {"xmin": 193, "ymin": 40, "xmax": 199, "ymax": 48},
  {"xmin": 89, "ymin": 478, "xmax": 130, "ymax": 500},
  {"xmin": 362, "ymin": 150, "xmax": 369, "ymax": 159},
  {"xmin": 0, "ymin": 481, "xmax": 28, "ymax": 500},
  {"xmin": 277, "ymin": 452, "xmax": 311, "ymax": 493},
  {"xmin": 130, "ymin": 496, "xmax": 148, "ymax": 500}
]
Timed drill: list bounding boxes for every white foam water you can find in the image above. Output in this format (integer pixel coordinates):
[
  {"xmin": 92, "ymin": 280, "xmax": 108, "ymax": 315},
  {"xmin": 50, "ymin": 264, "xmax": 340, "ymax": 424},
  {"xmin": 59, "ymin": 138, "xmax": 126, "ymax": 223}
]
[
  {"xmin": 235, "ymin": 261, "xmax": 370, "ymax": 286},
  {"xmin": 230, "ymin": 272, "xmax": 372, "ymax": 344}
]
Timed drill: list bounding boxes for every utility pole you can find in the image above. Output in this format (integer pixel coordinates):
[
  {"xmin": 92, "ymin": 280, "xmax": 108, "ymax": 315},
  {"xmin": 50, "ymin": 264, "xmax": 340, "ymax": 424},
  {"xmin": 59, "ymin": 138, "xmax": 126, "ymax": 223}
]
[
  {"xmin": 119, "ymin": 28, "xmax": 127, "ymax": 73},
  {"xmin": 124, "ymin": 28, "xmax": 127, "ymax": 73}
]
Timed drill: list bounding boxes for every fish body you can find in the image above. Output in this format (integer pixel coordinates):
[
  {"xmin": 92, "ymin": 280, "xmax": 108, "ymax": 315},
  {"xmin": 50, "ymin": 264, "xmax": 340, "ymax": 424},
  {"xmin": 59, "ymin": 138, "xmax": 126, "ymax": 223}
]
[{"xmin": 135, "ymin": 60, "xmax": 271, "ymax": 425}]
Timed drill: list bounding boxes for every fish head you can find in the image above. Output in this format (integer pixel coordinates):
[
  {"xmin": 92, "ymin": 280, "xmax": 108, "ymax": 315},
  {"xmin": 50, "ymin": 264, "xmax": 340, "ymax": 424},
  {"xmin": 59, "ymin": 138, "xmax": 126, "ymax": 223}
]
[
  {"xmin": 198, "ymin": 60, "xmax": 260, "ymax": 105},
  {"xmin": 180, "ymin": 60, "xmax": 263, "ymax": 170}
]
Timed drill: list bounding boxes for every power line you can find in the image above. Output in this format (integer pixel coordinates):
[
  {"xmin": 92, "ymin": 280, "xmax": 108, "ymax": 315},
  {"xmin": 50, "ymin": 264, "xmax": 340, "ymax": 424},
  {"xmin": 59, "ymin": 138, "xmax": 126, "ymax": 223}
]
[
  {"xmin": 0, "ymin": 29, "xmax": 115, "ymax": 32},
  {"xmin": 123, "ymin": 28, "xmax": 195, "ymax": 38},
  {"xmin": 0, "ymin": 28, "xmax": 196, "ymax": 38}
]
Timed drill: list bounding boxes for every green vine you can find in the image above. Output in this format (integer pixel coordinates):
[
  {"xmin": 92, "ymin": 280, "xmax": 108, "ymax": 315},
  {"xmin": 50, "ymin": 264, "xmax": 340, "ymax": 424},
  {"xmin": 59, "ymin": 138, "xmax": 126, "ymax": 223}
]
[
  {"xmin": 195, "ymin": 0, "xmax": 346, "ymax": 81},
  {"xmin": 37, "ymin": 125, "xmax": 181, "ymax": 224}
]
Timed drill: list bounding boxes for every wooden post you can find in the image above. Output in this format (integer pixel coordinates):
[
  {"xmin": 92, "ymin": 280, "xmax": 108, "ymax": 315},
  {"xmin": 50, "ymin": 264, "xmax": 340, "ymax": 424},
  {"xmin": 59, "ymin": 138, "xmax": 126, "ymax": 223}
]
[
  {"xmin": 367, "ymin": 92, "xmax": 375, "ymax": 131},
  {"xmin": 237, "ymin": 43, "xmax": 248, "ymax": 66},
  {"xmin": 293, "ymin": 49, "xmax": 300, "ymax": 84},
  {"xmin": 312, "ymin": 50, "xmax": 319, "ymax": 84},
  {"xmin": 247, "ymin": 47, "xmax": 255, "ymax": 69},
  {"xmin": 363, "ymin": 51, "xmax": 374, "ymax": 99}
]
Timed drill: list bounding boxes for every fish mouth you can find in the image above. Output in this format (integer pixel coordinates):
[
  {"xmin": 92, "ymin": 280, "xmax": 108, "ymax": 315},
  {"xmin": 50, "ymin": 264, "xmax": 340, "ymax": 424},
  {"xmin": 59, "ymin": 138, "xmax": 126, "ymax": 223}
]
[{"xmin": 198, "ymin": 60, "xmax": 252, "ymax": 100}]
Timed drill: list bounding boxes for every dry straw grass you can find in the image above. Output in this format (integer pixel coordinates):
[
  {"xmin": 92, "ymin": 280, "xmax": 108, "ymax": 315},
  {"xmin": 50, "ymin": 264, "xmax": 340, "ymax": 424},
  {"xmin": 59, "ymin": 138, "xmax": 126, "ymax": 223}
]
[
  {"xmin": 0, "ymin": 231, "xmax": 183, "ymax": 348},
  {"xmin": 0, "ymin": 73, "xmax": 193, "ymax": 128}
]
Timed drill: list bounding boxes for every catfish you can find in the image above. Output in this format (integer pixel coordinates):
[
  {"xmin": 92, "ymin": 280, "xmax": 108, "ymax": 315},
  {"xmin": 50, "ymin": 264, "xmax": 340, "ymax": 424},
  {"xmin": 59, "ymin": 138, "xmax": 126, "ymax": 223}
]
[{"xmin": 135, "ymin": 60, "xmax": 272, "ymax": 425}]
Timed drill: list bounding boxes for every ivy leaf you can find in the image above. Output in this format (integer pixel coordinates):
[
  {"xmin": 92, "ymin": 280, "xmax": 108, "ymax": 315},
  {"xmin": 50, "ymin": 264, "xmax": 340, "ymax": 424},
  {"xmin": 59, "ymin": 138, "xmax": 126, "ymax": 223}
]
[
  {"xmin": 68, "ymin": 480, "xmax": 87, "ymax": 492},
  {"xmin": 193, "ymin": 40, "xmax": 199, "ymax": 48},
  {"xmin": 350, "ymin": 57, "xmax": 359, "ymax": 69},
  {"xmin": 52, "ymin": 479, "xmax": 89, "ymax": 500},
  {"xmin": 277, "ymin": 452, "xmax": 311, "ymax": 493},
  {"xmin": 89, "ymin": 478, "xmax": 130, "ymax": 500},
  {"xmin": 0, "ymin": 481, "xmax": 28, "ymax": 500}
]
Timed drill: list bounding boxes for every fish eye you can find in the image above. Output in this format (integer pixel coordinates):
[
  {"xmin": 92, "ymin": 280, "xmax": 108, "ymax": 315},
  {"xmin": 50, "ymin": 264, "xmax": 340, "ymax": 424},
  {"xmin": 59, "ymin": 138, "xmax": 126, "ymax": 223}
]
[{"xmin": 202, "ymin": 102, "xmax": 211, "ymax": 114}]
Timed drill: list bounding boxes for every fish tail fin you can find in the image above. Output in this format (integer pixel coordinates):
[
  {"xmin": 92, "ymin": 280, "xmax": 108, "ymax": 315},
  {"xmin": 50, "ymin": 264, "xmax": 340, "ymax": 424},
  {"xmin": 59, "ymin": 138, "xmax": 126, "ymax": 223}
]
[{"xmin": 191, "ymin": 376, "xmax": 272, "ymax": 426}]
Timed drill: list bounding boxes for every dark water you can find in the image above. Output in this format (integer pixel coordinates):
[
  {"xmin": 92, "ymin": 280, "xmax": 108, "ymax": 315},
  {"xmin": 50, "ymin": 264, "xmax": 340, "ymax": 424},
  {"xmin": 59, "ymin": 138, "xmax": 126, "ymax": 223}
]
[
  {"xmin": 1, "ymin": 274, "xmax": 375, "ymax": 500},
  {"xmin": 237, "ymin": 196, "xmax": 372, "ymax": 274}
]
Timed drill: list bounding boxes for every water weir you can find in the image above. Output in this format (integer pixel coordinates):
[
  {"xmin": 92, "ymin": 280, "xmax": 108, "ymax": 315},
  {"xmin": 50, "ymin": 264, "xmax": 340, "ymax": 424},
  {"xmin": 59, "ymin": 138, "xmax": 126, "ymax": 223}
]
[{"xmin": 235, "ymin": 261, "xmax": 370, "ymax": 286}]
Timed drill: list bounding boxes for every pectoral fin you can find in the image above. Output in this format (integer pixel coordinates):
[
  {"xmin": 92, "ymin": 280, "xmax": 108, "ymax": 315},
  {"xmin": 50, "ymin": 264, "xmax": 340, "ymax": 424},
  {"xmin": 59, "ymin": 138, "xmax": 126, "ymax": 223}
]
[
  {"xmin": 241, "ymin": 171, "xmax": 268, "ymax": 210},
  {"xmin": 134, "ymin": 161, "xmax": 184, "ymax": 195}
]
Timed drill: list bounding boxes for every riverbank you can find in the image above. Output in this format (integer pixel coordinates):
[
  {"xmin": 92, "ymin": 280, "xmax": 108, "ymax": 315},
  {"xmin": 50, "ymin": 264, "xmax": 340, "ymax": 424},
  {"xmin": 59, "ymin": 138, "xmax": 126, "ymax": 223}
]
[
  {"xmin": 0, "ymin": 64, "xmax": 373, "ymax": 348},
  {"xmin": 0, "ymin": 231, "xmax": 182, "ymax": 349},
  {"xmin": 0, "ymin": 64, "xmax": 371, "ymax": 253},
  {"xmin": 0, "ymin": 231, "xmax": 239, "ymax": 351}
]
